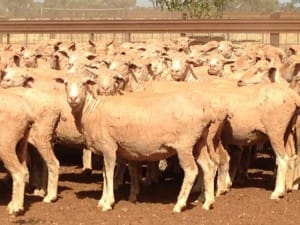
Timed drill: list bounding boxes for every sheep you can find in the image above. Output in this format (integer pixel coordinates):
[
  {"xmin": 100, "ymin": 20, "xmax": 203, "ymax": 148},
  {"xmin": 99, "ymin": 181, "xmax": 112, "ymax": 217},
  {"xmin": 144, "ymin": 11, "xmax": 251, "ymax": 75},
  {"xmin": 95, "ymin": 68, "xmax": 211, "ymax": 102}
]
[
  {"xmin": 137, "ymin": 79, "xmax": 300, "ymax": 199},
  {"xmin": 54, "ymin": 73, "xmax": 228, "ymax": 212},
  {"xmin": 0, "ymin": 90, "xmax": 34, "ymax": 215},
  {"xmin": 1, "ymin": 68, "xmax": 62, "ymax": 203}
]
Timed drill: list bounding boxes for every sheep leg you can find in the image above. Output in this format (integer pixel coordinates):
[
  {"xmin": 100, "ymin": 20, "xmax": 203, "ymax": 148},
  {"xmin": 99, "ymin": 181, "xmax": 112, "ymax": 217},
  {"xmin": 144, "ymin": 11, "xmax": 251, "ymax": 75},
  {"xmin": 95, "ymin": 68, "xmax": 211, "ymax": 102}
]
[
  {"xmin": 269, "ymin": 138, "xmax": 289, "ymax": 200},
  {"xmin": 32, "ymin": 136, "xmax": 59, "ymax": 203},
  {"xmin": 173, "ymin": 150, "xmax": 198, "ymax": 213},
  {"xmin": 236, "ymin": 146, "xmax": 252, "ymax": 185},
  {"xmin": 1, "ymin": 140, "xmax": 29, "ymax": 215},
  {"xmin": 114, "ymin": 158, "xmax": 127, "ymax": 190},
  {"xmin": 82, "ymin": 148, "xmax": 92, "ymax": 174},
  {"xmin": 216, "ymin": 142, "xmax": 231, "ymax": 196},
  {"xmin": 285, "ymin": 132, "xmax": 297, "ymax": 191},
  {"xmin": 98, "ymin": 163, "xmax": 107, "ymax": 208},
  {"xmin": 293, "ymin": 122, "xmax": 300, "ymax": 190},
  {"xmin": 228, "ymin": 145, "xmax": 243, "ymax": 185},
  {"xmin": 99, "ymin": 150, "xmax": 117, "ymax": 211},
  {"xmin": 128, "ymin": 161, "xmax": 140, "ymax": 202},
  {"xmin": 293, "ymin": 155, "xmax": 300, "ymax": 190},
  {"xmin": 197, "ymin": 146, "xmax": 217, "ymax": 210}
]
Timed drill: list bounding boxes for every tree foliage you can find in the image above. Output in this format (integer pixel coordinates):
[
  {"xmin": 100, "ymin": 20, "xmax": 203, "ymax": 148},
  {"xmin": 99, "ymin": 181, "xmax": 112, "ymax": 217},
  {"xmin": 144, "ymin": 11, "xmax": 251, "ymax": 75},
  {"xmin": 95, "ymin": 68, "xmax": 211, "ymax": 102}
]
[
  {"xmin": 155, "ymin": 0, "xmax": 300, "ymax": 18},
  {"xmin": 156, "ymin": 0, "xmax": 228, "ymax": 18}
]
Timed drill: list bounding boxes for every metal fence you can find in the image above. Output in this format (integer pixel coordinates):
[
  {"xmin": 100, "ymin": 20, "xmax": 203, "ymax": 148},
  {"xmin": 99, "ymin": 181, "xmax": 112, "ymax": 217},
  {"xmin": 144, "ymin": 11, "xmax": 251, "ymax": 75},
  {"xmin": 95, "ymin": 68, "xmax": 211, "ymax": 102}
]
[{"xmin": 0, "ymin": 18, "xmax": 300, "ymax": 48}]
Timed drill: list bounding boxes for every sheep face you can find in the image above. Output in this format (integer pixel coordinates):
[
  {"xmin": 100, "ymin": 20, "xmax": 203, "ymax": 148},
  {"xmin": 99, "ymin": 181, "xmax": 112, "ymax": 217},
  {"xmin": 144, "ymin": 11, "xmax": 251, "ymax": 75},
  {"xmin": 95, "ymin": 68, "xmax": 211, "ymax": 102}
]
[
  {"xmin": 0, "ymin": 67, "xmax": 33, "ymax": 88},
  {"xmin": 56, "ymin": 76, "xmax": 95, "ymax": 109}
]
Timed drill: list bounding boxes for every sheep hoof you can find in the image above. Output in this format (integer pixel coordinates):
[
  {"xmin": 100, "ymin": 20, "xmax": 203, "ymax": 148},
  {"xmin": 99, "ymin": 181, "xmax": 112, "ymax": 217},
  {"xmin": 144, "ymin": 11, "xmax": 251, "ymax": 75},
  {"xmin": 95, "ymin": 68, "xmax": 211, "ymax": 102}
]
[
  {"xmin": 172, "ymin": 204, "xmax": 184, "ymax": 213},
  {"xmin": 292, "ymin": 184, "xmax": 299, "ymax": 190},
  {"xmin": 270, "ymin": 191, "xmax": 284, "ymax": 200},
  {"xmin": 202, "ymin": 200, "xmax": 214, "ymax": 210},
  {"xmin": 81, "ymin": 168, "xmax": 92, "ymax": 176},
  {"xmin": 8, "ymin": 202, "xmax": 23, "ymax": 216},
  {"xmin": 216, "ymin": 188, "xmax": 228, "ymax": 197},
  {"xmin": 33, "ymin": 188, "xmax": 46, "ymax": 197},
  {"xmin": 128, "ymin": 195, "xmax": 137, "ymax": 203},
  {"xmin": 43, "ymin": 194, "xmax": 57, "ymax": 203},
  {"xmin": 101, "ymin": 205, "xmax": 112, "ymax": 212}
]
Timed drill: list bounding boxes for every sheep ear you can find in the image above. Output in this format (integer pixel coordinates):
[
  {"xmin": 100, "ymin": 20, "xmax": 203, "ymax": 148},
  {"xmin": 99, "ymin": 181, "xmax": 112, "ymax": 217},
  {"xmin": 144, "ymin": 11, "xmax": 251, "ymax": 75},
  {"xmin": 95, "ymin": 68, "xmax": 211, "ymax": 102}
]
[
  {"xmin": 68, "ymin": 42, "xmax": 76, "ymax": 51},
  {"xmin": 83, "ymin": 76, "xmax": 96, "ymax": 86},
  {"xmin": 59, "ymin": 50, "xmax": 69, "ymax": 58},
  {"xmin": 293, "ymin": 63, "xmax": 300, "ymax": 77},
  {"xmin": 86, "ymin": 54, "xmax": 97, "ymax": 60},
  {"xmin": 113, "ymin": 74, "xmax": 126, "ymax": 82},
  {"xmin": 20, "ymin": 46, "xmax": 25, "ymax": 52},
  {"xmin": 224, "ymin": 59, "xmax": 235, "ymax": 65},
  {"xmin": 267, "ymin": 67, "xmax": 277, "ymax": 83},
  {"xmin": 0, "ymin": 70, "xmax": 6, "ymax": 80},
  {"xmin": 35, "ymin": 53, "xmax": 43, "ymax": 59},
  {"xmin": 54, "ymin": 77, "xmax": 65, "ymax": 84},
  {"xmin": 13, "ymin": 55, "xmax": 21, "ymax": 67},
  {"xmin": 23, "ymin": 77, "xmax": 34, "ymax": 88}
]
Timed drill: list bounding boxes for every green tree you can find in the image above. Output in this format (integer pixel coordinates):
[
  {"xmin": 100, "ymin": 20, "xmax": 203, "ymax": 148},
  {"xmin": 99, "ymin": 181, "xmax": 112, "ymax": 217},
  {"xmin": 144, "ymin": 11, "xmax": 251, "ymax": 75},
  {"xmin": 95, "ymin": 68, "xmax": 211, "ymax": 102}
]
[
  {"xmin": 155, "ymin": 0, "xmax": 229, "ymax": 18},
  {"xmin": 154, "ymin": 0, "xmax": 300, "ymax": 18}
]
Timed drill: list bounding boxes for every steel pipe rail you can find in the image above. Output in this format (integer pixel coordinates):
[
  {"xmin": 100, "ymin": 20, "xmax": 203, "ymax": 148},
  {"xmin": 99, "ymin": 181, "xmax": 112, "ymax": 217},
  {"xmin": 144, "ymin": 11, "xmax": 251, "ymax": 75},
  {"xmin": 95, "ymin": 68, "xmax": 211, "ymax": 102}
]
[{"xmin": 0, "ymin": 19, "xmax": 300, "ymax": 33}]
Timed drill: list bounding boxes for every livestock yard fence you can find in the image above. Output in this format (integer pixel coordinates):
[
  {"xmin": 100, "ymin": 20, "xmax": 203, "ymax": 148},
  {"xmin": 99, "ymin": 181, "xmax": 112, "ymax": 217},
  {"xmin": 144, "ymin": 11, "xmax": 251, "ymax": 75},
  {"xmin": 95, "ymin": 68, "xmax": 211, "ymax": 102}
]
[{"xmin": 1, "ymin": 12, "xmax": 300, "ymax": 48}]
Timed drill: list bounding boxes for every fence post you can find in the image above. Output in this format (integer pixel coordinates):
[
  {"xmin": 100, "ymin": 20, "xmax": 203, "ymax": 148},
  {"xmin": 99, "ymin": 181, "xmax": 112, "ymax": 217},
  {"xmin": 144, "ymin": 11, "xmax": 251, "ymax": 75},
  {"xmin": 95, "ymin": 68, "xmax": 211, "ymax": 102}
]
[
  {"xmin": 89, "ymin": 33, "xmax": 95, "ymax": 41},
  {"xmin": 6, "ymin": 33, "xmax": 10, "ymax": 44},
  {"xmin": 270, "ymin": 12, "xmax": 280, "ymax": 47},
  {"xmin": 124, "ymin": 33, "xmax": 131, "ymax": 42}
]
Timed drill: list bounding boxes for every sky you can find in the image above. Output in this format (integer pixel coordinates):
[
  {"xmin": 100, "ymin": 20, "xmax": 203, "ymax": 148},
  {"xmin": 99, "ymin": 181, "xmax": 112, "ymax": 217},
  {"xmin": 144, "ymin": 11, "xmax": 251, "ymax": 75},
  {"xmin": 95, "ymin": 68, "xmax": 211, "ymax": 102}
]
[
  {"xmin": 136, "ymin": 0, "xmax": 153, "ymax": 7},
  {"xmin": 33, "ymin": 0, "xmax": 296, "ymax": 8},
  {"xmin": 136, "ymin": 0, "xmax": 294, "ymax": 7}
]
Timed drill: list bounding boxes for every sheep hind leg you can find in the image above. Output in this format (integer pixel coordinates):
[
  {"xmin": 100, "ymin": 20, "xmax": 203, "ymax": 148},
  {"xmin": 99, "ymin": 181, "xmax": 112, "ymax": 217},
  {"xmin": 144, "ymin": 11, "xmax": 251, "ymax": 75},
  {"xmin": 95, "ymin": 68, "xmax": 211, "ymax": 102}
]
[
  {"xmin": 292, "ymin": 155, "xmax": 300, "ymax": 190},
  {"xmin": 285, "ymin": 132, "xmax": 297, "ymax": 191},
  {"xmin": 81, "ymin": 148, "xmax": 92, "ymax": 175},
  {"xmin": 196, "ymin": 146, "xmax": 217, "ymax": 210},
  {"xmin": 34, "ymin": 140, "xmax": 59, "ymax": 203},
  {"xmin": 216, "ymin": 143, "xmax": 231, "ymax": 196},
  {"xmin": 1, "ymin": 141, "xmax": 29, "ymax": 215},
  {"xmin": 127, "ymin": 161, "xmax": 140, "ymax": 203},
  {"xmin": 173, "ymin": 149, "xmax": 198, "ymax": 213},
  {"xmin": 269, "ymin": 138, "xmax": 289, "ymax": 200}
]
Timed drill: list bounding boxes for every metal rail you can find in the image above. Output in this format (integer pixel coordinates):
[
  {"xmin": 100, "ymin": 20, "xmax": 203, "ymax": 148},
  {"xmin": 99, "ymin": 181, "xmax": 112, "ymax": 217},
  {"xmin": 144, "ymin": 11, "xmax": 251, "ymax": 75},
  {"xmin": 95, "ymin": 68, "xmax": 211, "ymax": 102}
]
[
  {"xmin": 0, "ymin": 19, "xmax": 300, "ymax": 33},
  {"xmin": 1, "ymin": 19, "xmax": 300, "ymax": 46}
]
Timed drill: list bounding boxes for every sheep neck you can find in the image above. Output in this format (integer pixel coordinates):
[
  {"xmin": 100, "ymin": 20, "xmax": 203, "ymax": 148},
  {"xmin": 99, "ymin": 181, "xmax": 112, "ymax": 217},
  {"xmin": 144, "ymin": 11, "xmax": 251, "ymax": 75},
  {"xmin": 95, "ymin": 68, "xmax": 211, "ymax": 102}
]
[{"xmin": 71, "ymin": 89, "xmax": 99, "ymax": 134}]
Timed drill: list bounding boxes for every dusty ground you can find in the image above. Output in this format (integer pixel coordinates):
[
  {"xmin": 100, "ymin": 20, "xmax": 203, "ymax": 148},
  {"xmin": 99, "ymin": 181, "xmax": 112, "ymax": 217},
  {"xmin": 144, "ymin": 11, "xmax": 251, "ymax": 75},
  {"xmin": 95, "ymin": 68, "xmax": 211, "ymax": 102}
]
[{"xmin": 0, "ymin": 148, "xmax": 299, "ymax": 225}]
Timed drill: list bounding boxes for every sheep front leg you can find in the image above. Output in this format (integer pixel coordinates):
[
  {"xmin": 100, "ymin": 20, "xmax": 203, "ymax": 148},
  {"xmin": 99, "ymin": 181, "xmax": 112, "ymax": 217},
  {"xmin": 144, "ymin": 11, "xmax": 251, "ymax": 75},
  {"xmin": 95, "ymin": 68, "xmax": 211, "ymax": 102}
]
[{"xmin": 99, "ymin": 149, "xmax": 117, "ymax": 211}]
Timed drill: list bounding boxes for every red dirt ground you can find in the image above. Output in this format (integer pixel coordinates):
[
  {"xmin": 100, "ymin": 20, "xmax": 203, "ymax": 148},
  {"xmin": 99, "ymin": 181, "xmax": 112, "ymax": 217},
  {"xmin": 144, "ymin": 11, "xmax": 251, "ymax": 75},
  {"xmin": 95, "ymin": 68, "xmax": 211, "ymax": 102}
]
[{"xmin": 0, "ymin": 148, "xmax": 299, "ymax": 225}]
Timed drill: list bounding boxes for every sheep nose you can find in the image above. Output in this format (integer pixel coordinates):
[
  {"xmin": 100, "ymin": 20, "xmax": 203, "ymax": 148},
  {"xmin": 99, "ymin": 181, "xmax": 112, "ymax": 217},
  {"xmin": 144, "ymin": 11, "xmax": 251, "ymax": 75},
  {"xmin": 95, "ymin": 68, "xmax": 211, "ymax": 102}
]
[
  {"xmin": 237, "ymin": 80, "xmax": 244, "ymax": 87},
  {"xmin": 68, "ymin": 95, "xmax": 79, "ymax": 103}
]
